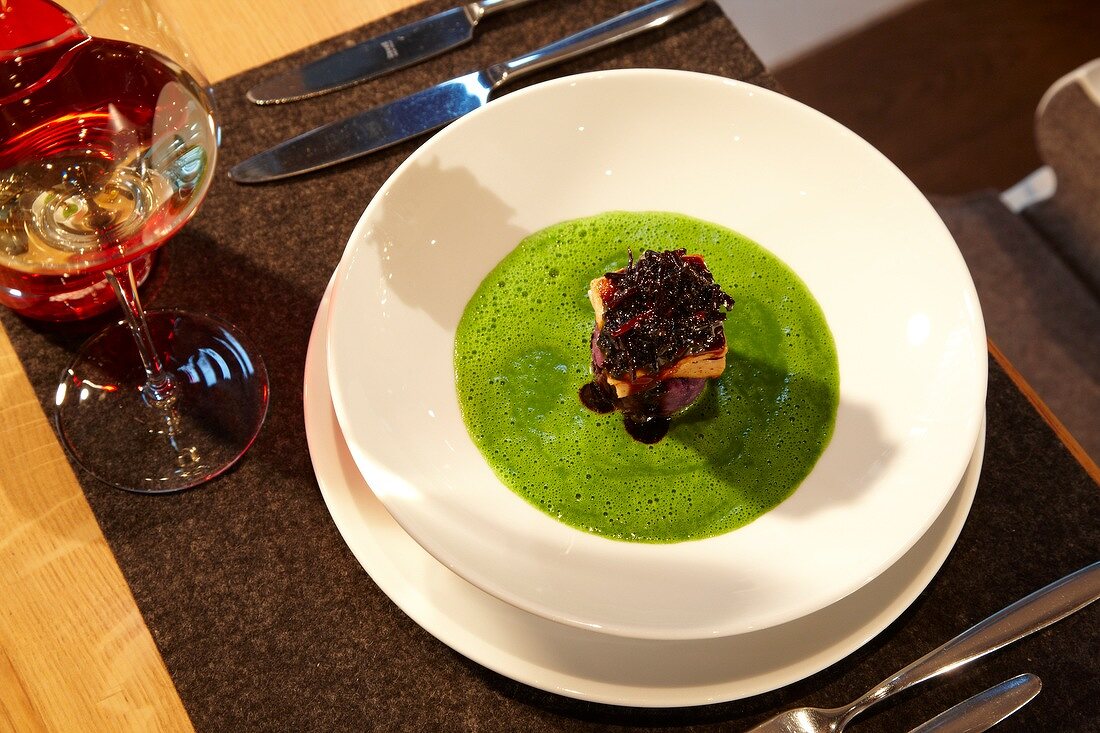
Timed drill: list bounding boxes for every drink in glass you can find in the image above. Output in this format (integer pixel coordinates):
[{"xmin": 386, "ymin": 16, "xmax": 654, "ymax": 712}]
[{"xmin": 1, "ymin": 0, "xmax": 268, "ymax": 491}]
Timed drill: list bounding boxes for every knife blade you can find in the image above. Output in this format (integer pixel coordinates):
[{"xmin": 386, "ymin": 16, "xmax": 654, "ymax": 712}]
[
  {"xmin": 246, "ymin": 0, "xmax": 543, "ymax": 105},
  {"xmin": 230, "ymin": 0, "xmax": 706, "ymax": 184}
]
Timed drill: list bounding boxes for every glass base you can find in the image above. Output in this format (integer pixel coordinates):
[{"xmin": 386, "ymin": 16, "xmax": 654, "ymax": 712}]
[{"xmin": 55, "ymin": 309, "xmax": 269, "ymax": 493}]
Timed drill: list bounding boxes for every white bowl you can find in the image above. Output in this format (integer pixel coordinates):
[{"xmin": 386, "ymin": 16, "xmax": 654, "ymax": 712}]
[
  {"xmin": 326, "ymin": 69, "xmax": 987, "ymax": 640},
  {"xmin": 307, "ymin": 279, "xmax": 985, "ymax": 706}
]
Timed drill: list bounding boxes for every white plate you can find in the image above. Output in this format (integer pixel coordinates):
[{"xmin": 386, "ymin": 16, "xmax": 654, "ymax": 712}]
[
  {"xmin": 327, "ymin": 69, "xmax": 987, "ymax": 639},
  {"xmin": 308, "ymin": 280, "xmax": 984, "ymax": 707}
]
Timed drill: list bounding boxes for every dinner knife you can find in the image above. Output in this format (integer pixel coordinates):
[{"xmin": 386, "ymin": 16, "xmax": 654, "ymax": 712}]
[
  {"xmin": 246, "ymin": 0, "xmax": 543, "ymax": 105},
  {"xmin": 229, "ymin": 0, "xmax": 706, "ymax": 184}
]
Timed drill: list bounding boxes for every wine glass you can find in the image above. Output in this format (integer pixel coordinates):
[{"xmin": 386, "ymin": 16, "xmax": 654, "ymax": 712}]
[{"xmin": 0, "ymin": 0, "xmax": 268, "ymax": 492}]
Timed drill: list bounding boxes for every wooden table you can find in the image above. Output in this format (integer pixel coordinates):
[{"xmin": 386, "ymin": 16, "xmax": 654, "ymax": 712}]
[
  {"xmin": 1, "ymin": 3, "xmax": 1096, "ymax": 731},
  {"xmin": 0, "ymin": 3, "xmax": 411, "ymax": 730}
]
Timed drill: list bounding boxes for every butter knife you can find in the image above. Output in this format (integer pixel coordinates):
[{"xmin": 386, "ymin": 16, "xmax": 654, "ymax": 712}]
[
  {"xmin": 907, "ymin": 674, "xmax": 1041, "ymax": 733},
  {"xmin": 230, "ymin": 0, "xmax": 706, "ymax": 183},
  {"xmin": 247, "ymin": 0, "xmax": 543, "ymax": 105}
]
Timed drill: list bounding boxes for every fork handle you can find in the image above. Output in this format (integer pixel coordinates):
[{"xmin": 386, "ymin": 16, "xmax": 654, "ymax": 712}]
[{"xmin": 842, "ymin": 560, "xmax": 1100, "ymax": 726}]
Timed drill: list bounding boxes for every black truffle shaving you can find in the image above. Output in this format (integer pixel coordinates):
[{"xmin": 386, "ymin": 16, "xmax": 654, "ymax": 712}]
[{"xmin": 597, "ymin": 249, "xmax": 734, "ymax": 377}]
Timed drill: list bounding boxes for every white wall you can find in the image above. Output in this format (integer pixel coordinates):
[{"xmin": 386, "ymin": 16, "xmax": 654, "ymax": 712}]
[{"xmin": 714, "ymin": 0, "xmax": 920, "ymax": 68}]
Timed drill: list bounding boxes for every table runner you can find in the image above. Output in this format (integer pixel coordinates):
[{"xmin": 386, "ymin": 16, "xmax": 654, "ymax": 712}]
[{"xmin": 2, "ymin": 1, "xmax": 1096, "ymax": 730}]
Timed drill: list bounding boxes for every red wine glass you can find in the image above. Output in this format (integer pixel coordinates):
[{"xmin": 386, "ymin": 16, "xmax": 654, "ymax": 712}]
[{"xmin": 1, "ymin": 0, "xmax": 268, "ymax": 492}]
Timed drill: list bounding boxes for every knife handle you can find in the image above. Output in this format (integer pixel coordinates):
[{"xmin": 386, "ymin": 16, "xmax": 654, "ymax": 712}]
[
  {"xmin": 906, "ymin": 674, "xmax": 1041, "ymax": 733},
  {"xmin": 488, "ymin": 0, "xmax": 706, "ymax": 86}
]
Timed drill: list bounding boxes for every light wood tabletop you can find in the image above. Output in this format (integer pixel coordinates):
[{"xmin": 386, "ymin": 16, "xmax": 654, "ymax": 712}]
[
  {"xmin": 0, "ymin": 2, "xmax": 411, "ymax": 730},
  {"xmin": 2, "ymin": 3, "xmax": 1097, "ymax": 732}
]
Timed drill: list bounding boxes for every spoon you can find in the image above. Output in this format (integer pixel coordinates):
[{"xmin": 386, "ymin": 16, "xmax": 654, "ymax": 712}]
[{"xmin": 907, "ymin": 673, "xmax": 1041, "ymax": 732}]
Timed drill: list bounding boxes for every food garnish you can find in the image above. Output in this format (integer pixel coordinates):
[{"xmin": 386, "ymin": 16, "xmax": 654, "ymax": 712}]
[{"xmin": 580, "ymin": 248, "xmax": 734, "ymax": 443}]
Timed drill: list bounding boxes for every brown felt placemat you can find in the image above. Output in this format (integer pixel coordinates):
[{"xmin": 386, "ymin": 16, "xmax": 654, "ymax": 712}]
[{"xmin": 2, "ymin": 1, "xmax": 1097, "ymax": 731}]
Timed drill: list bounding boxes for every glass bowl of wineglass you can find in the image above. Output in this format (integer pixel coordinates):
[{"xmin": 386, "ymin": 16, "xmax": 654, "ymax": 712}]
[{"xmin": 1, "ymin": 0, "xmax": 268, "ymax": 492}]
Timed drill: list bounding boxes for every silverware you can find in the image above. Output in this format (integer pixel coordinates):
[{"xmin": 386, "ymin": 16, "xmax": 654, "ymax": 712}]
[
  {"xmin": 229, "ymin": 0, "xmax": 706, "ymax": 183},
  {"xmin": 246, "ymin": 0, "xmax": 543, "ymax": 105},
  {"xmin": 907, "ymin": 673, "xmax": 1041, "ymax": 733},
  {"xmin": 745, "ymin": 560, "xmax": 1100, "ymax": 733}
]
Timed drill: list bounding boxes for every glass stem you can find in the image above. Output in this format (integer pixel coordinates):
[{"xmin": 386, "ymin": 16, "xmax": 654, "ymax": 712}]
[{"xmin": 105, "ymin": 263, "xmax": 175, "ymax": 404}]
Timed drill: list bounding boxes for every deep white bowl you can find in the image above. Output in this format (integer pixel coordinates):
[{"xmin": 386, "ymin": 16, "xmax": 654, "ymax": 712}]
[{"xmin": 326, "ymin": 69, "xmax": 987, "ymax": 640}]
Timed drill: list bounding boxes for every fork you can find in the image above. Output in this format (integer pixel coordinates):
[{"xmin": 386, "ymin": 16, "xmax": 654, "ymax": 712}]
[{"xmin": 744, "ymin": 560, "xmax": 1100, "ymax": 732}]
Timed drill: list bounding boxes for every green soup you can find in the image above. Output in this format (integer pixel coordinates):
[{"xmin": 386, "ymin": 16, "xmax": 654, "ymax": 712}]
[{"xmin": 454, "ymin": 212, "xmax": 839, "ymax": 542}]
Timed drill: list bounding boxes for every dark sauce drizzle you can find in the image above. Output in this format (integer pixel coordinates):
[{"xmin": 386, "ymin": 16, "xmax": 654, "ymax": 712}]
[
  {"xmin": 624, "ymin": 415, "xmax": 670, "ymax": 444},
  {"xmin": 578, "ymin": 382, "xmax": 614, "ymax": 414},
  {"xmin": 578, "ymin": 381, "xmax": 670, "ymax": 443}
]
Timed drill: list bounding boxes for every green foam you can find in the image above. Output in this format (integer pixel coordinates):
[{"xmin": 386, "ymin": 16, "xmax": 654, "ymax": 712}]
[{"xmin": 455, "ymin": 212, "xmax": 839, "ymax": 542}]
